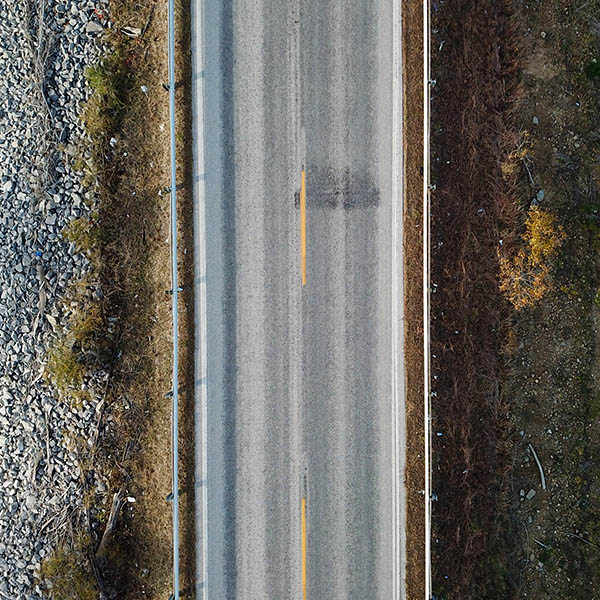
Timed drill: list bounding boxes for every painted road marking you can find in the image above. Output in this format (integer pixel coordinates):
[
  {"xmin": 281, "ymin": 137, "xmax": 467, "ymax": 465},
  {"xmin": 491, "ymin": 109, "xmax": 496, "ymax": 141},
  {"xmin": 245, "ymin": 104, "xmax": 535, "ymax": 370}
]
[
  {"xmin": 300, "ymin": 168, "xmax": 307, "ymax": 286},
  {"xmin": 301, "ymin": 496, "xmax": 307, "ymax": 600}
]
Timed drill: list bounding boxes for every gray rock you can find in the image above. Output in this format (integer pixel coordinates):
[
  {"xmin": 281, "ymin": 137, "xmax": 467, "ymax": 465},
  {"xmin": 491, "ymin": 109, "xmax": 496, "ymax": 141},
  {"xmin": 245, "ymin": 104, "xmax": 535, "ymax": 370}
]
[
  {"xmin": 526, "ymin": 489, "xmax": 536, "ymax": 500},
  {"xmin": 85, "ymin": 21, "xmax": 104, "ymax": 34},
  {"xmin": 0, "ymin": 0, "xmax": 109, "ymax": 589}
]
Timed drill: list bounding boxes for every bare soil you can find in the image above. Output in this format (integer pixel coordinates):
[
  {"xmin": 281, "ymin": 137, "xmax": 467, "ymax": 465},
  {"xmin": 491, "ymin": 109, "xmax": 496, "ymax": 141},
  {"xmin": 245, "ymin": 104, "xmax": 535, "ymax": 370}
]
[{"xmin": 503, "ymin": 1, "xmax": 600, "ymax": 597}]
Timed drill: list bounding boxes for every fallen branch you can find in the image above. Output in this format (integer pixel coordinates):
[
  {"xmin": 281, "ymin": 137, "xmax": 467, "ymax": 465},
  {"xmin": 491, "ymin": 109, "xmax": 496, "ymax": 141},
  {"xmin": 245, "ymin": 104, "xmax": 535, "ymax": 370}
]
[
  {"xmin": 95, "ymin": 488, "xmax": 124, "ymax": 560},
  {"xmin": 521, "ymin": 157, "xmax": 535, "ymax": 188},
  {"xmin": 528, "ymin": 443, "xmax": 546, "ymax": 490}
]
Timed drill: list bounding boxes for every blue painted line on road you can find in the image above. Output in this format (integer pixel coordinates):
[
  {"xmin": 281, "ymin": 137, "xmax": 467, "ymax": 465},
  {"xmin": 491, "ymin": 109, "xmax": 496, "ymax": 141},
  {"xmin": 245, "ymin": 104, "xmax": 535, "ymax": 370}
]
[
  {"xmin": 195, "ymin": 173, "xmax": 206, "ymax": 183},
  {"xmin": 193, "ymin": 70, "xmax": 205, "ymax": 81},
  {"xmin": 196, "ymin": 274, "xmax": 207, "ymax": 284},
  {"xmin": 196, "ymin": 376, "xmax": 207, "ymax": 386},
  {"xmin": 195, "ymin": 479, "xmax": 207, "ymax": 488}
]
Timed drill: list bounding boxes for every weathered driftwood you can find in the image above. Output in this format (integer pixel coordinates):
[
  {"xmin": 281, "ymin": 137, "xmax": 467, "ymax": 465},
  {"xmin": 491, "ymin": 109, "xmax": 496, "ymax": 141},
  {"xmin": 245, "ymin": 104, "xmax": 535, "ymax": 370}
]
[{"xmin": 96, "ymin": 488, "xmax": 124, "ymax": 560}]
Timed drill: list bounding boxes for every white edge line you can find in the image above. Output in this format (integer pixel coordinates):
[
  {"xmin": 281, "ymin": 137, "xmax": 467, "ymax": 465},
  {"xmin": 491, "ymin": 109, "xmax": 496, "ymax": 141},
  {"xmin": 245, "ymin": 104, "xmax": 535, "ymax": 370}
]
[
  {"xmin": 191, "ymin": 0, "xmax": 209, "ymax": 597},
  {"xmin": 167, "ymin": 0, "xmax": 180, "ymax": 596},
  {"xmin": 392, "ymin": 0, "xmax": 406, "ymax": 598},
  {"xmin": 423, "ymin": 0, "xmax": 432, "ymax": 598}
]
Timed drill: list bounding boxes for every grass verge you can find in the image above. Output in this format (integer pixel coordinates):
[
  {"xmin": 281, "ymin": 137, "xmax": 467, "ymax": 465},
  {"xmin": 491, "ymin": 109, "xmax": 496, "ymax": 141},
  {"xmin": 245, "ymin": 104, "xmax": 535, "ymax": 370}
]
[{"xmin": 40, "ymin": 1, "xmax": 195, "ymax": 598}]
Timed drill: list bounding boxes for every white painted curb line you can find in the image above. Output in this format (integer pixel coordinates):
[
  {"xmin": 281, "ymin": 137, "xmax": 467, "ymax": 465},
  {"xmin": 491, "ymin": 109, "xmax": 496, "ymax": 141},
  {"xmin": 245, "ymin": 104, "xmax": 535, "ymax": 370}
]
[
  {"xmin": 392, "ymin": 0, "xmax": 407, "ymax": 598},
  {"xmin": 191, "ymin": 0, "xmax": 209, "ymax": 597},
  {"xmin": 423, "ymin": 0, "xmax": 433, "ymax": 598}
]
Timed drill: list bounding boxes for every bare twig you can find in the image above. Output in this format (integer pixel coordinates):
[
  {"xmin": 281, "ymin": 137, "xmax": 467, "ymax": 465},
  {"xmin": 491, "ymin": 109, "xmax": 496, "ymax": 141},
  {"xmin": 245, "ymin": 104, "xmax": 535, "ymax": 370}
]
[
  {"xmin": 24, "ymin": 0, "xmax": 56, "ymax": 195},
  {"xmin": 44, "ymin": 408, "xmax": 52, "ymax": 474},
  {"xmin": 141, "ymin": 4, "xmax": 155, "ymax": 37},
  {"xmin": 528, "ymin": 443, "xmax": 547, "ymax": 490},
  {"xmin": 85, "ymin": 502, "xmax": 109, "ymax": 600},
  {"xmin": 521, "ymin": 157, "xmax": 535, "ymax": 188},
  {"xmin": 565, "ymin": 532, "xmax": 599, "ymax": 547},
  {"xmin": 534, "ymin": 539, "xmax": 550, "ymax": 550}
]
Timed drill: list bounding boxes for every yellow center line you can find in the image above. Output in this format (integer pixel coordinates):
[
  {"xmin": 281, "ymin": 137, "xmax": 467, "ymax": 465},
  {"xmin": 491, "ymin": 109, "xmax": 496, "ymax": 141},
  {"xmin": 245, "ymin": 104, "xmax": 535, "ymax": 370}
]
[
  {"xmin": 301, "ymin": 496, "xmax": 307, "ymax": 600},
  {"xmin": 300, "ymin": 168, "xmax": 307, "ymax": 286}
]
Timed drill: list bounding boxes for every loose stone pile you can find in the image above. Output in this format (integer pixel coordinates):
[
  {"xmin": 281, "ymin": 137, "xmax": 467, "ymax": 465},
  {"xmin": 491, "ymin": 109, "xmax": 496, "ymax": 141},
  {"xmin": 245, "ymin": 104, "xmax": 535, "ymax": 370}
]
[{"xmin": 0, "ymin": 1, "xmax": 108, "ymax": 596}]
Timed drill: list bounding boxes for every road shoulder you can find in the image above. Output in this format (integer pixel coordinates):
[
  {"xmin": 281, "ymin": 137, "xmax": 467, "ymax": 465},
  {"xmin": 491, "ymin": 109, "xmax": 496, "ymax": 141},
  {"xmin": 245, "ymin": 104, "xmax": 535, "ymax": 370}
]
[{"xmin": 402, "ymin": 1, "xmax": 425, "ymax": 598}]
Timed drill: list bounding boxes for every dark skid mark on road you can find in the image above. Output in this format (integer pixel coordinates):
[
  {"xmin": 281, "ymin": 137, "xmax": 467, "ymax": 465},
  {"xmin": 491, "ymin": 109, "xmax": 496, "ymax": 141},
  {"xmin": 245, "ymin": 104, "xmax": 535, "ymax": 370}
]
[
  {"xmin": 294, "ymin": 166, "xmax": 380, "ymax": 210},
  {"xmin": 220, "ymin": 1, "xmax": 237, "ymax": 597}
]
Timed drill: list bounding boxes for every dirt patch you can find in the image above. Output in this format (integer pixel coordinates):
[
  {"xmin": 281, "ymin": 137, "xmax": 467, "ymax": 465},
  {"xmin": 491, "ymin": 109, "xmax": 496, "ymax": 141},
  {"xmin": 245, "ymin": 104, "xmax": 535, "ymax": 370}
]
[
  {"xmin": 502, "ymin": 1, "xmax": 600, "ymax": 597},
  {"xmin": 402, "ymin": 1, "xmax": 425, "ymax": 598}
]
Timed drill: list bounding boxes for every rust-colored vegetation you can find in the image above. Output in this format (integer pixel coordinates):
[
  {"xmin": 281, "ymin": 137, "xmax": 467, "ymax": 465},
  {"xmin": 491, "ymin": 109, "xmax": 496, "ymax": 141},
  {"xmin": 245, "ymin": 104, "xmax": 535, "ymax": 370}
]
[{"xmin": 430, "ymin": 0, "xmax": 523, "ymax": 597}]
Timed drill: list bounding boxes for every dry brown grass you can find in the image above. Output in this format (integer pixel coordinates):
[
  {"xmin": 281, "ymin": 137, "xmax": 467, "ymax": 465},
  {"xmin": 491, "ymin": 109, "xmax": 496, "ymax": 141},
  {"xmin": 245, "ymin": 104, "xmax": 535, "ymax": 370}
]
[
  {"xmin": 90, "ymin": 0, "xmax": 196, "ymax": 597},
  {"xmin": 429, "ymin": 0, "xmax": 524, "ymax": 597},
  {"xmin": 39, "ymin": 0, "xmax": 195, "ymax": 597},
  {"xmin": 402, "ymin": 1, "xmax": 425, "ymax": 598}
]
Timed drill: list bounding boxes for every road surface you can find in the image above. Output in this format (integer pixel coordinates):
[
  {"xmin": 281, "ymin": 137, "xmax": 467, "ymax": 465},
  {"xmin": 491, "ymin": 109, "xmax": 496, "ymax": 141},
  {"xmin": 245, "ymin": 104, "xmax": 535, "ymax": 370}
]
[{"xmin": 195, "ymin": 1, "xmax": 405, "ymax": 598}]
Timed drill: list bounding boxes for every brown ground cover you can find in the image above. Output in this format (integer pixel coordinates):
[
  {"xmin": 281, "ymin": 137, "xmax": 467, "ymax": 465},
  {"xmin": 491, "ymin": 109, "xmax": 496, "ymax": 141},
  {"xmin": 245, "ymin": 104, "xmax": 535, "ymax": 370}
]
[
  {"xmin": 41, "ymin": 1, "xmax": 197, "ymax": 597},
  {"xmin": 402, "ymin": 1, "xmax": 425, "ymax": 598},
  {"xmin": 430, "ymin": 0, "xmax": 600, "ymax": 597},
  {"xmin": 429, "ymin": 1, "xmax": 523, "ymax": 597},
  {"xmin": 97, "ymin": 1, "xmax": 196, "ymax": 597}
]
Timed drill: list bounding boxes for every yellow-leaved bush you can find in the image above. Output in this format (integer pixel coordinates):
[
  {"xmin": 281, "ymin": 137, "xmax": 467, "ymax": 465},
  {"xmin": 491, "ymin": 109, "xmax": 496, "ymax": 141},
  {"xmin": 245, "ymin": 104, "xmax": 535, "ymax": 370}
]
[{"xmin": 499, "ymin": 207, "xmax": 566, "ymax": 310}]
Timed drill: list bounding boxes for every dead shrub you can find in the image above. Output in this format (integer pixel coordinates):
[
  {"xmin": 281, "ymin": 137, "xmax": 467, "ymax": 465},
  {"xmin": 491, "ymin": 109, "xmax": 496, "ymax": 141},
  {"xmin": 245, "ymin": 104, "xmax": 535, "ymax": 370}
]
[{"xmin": 430, "ymin": 0, "xmax": 524, "ymax": 596}]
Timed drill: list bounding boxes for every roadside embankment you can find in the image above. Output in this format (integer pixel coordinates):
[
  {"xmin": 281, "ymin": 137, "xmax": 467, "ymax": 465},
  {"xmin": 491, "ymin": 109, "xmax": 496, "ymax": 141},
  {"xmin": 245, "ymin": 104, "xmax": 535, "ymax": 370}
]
[{"xmin": 429, "ymin": 1, "xmax": 600, "ymax": 598}]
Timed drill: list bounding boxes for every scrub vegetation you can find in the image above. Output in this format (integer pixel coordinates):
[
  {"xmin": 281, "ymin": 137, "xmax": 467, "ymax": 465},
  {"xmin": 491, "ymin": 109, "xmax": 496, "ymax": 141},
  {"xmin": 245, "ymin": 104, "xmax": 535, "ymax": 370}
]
[
  {"xmin": 499, "ymin": 207, "xmax": 566, "ymax": 310},
  {"xmin": 431, "ymin": 0, "xmax": 600, "ymax": 598},
  {"xmin": 429, "ymin": 0, "xmax": 523, "ymax": 595},
  {"xmin": 40, "ymin": 0, "xmax": 196, "ymax": 598}
]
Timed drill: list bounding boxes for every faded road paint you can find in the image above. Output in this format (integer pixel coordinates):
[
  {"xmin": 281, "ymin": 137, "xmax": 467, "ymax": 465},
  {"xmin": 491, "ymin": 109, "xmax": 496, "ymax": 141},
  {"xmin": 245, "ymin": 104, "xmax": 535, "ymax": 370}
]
[
  {"xmin": 302, "ymin": 496, "xmax": 307, "ymax": 600},
  {"xmin": 301, "ymin": 168, "xmax": 307, "ymax": 286}
]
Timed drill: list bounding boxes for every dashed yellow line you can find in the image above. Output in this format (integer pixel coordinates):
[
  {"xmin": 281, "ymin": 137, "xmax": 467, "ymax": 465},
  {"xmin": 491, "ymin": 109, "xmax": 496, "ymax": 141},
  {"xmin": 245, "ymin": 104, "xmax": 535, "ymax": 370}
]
[
  {"xmin": 301, "ymin": 496, "xmax": 307, "ymax": 600},
  {"xmin": 300, "ymin": 168, "xmax": 307, "ymax": 286}
]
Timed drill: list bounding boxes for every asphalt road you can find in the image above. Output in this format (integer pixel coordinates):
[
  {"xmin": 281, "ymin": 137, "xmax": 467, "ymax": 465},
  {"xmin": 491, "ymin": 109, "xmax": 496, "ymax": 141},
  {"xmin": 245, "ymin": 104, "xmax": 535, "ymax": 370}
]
[{"xmin": 199, "ymin": 1, "xmax": 404, "ymax": 598}]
